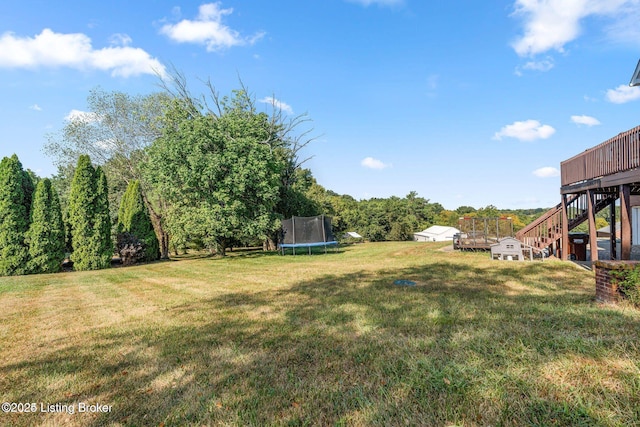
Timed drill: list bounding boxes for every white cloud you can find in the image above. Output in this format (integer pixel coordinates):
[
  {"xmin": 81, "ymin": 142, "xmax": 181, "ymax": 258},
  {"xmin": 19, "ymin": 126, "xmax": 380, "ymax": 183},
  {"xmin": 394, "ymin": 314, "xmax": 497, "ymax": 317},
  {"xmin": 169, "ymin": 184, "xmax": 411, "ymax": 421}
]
[
  {"xmin": 0, "ymin": 29, "xmax": 166, "ymax": 78},
  {"xmin": 511, "ymin": 0, "xmax": 630, "ymax": 57},
  {"xmin": 426, "ymin": 74, "xmax": 438, "ymax": 90},
  {"xmin": 346, "ymin": 0, "xmax": 403, "ymax": 6},
  {"xmin": 493, "ymin": 119, "xmax": 556, "ymax": 141},
  {"xmin": 65, "ymin": 109, "xmax": 99, "ymax": 123},
  {"xmin": 108, "ymin": 33, "xmax": 132, "ymax": 47},
  {"xmin": 571, "ymin": 115, "xmax": 601, "ymax": 126},
  {"xmin": 602, "ymin": 4, "xmax": 640, "ymax": 45},
  {"xmin": 160, "ymin": 3, "xmax": 264, "ymax": 51},
  {"xmin": 525, "ymin": 59, "xmax": 554, "ymax": 72},
  {"xmin": 516, "ymin": 58, "xmax": 555, "ymax": 75},
  {"xmin": 361, "ymin": 157, "xmax": 391, "ymax": 169},
  {"xmin": 94, "ymin": 138, "xmax": 118, "ymax": 152},
  {"xmin": 259, "ymin": 96, "xmax": 293, "ymax": 115},
  {"xmin": 533, "ymin": 166, "xmax": 560, "ymax": 178},
  {"xmin": 29, "ymin": 104, "xmax": 42, "ymax": 111},
  {"xmin": 606, "ymin": 84, "xmax": 640, "ymax": 103}
]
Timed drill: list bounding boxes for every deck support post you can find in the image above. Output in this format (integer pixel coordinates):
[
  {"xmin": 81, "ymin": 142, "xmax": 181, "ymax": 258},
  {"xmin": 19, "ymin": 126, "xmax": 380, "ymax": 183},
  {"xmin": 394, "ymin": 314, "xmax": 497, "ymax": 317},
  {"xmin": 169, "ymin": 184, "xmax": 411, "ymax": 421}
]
[
  {"xmin": 610, "ymin": 199, "xmax": 617, "ymax": 260},
  {"xmin": 561, "ymin": 194, "xmax": 569, "ymax": 261},
  {"xmin": 620, "ymin": 184, "xmax": 632, "ymax": 260},
  {"xmin": 587, "ymin": 189, "xmax": 598, "ymax": 262}
]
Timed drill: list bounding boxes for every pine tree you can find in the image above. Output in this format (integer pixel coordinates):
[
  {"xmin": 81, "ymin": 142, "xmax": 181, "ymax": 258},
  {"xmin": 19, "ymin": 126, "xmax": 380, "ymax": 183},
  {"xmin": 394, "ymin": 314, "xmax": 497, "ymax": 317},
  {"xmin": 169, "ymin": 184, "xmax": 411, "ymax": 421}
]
[
  {"xmin": 68, "ymin": 155, "xmax": 112, "ymax": 271},
  {"xmin": 117, "ymin": 180, "xmax": 159, "ymax": 262},
  {"xmin": 26, "ymin": 178, "xmax": 65, "ymax": 274},
  {"xmin": 0, "ymin": 154, "xmax": 32, "ymax": 276}
]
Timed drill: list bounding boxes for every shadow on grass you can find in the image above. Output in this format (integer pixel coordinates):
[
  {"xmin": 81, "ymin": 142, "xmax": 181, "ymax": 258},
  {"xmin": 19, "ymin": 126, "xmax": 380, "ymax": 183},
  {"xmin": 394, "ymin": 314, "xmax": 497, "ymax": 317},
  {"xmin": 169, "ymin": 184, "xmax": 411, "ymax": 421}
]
[
  {"xmin": 2, "ymin": 260, "xmax": 640, "ymax": 426},
  {"xmin": 174, "ymin": 247, "xmax": 347, "ymax": 262}
]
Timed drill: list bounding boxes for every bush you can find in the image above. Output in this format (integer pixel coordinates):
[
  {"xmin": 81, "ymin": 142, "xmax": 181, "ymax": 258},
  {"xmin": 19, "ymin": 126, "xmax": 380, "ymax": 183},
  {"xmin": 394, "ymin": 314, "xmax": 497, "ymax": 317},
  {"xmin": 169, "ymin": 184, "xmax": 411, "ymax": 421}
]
[
  {"xmin": 116, "ymin": 232, "xmax": 146, "ymax": 266},
  {"xmin": 610, "ymin": 266, "xmax": 640, "ymax": 306}
]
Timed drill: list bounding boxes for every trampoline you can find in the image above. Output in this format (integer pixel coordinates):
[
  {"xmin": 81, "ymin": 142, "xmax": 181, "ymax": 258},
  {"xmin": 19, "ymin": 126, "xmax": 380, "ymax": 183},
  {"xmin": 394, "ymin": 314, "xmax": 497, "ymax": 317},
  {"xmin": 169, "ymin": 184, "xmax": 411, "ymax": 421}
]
[{"xmin": 280, "ymin": 215, "xmax": 338, "ymax": 255}]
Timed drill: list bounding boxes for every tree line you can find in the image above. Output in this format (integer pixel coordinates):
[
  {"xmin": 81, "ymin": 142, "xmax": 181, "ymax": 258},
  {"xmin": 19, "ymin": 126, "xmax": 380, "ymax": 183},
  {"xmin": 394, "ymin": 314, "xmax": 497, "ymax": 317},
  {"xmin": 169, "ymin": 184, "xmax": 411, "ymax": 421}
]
[
  {"xmin": 0, "ymin": 73, "xmax": 562, "ymax": 275},
  {"xmin": 0, "ymin": 152, "xmax": 160, "ymax": 275},
  {"xmin": 41, "ymin": 75, "xmax": 316, "ymax": 260},
  {"xmin": 298, "ymin": 186, "xmax": 556, "ymax": 242}
]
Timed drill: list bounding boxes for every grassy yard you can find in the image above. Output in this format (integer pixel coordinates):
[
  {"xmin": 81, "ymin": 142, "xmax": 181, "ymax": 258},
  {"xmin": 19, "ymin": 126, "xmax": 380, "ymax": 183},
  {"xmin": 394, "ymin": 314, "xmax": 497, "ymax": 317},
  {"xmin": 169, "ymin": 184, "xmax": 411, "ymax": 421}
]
[{"xmin": 1, "ymin": 242, "xmax": 639, "ymax": 426}]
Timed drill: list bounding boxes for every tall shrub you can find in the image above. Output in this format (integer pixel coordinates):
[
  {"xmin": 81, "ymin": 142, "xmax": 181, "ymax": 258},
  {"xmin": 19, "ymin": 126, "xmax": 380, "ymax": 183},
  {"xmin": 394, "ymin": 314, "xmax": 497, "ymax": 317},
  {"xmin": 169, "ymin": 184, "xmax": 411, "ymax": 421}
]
[
  {"xmin": 117, "ymin": 180, "xmax": 159, "ymax": 262},
  {"xmin": 0, "ymin": 154, "xmax": 33, "ymax": 275},
  {"xmin": 68, "ymin": 155, "xmax": 112, "ymax": 270},
  {"xmin": 26, "ymin": 178, "xmax": 65, "ymax": 273},
  {"xmin": 94, "ymin": 167, "xmax": 114, "ymax": 267}
]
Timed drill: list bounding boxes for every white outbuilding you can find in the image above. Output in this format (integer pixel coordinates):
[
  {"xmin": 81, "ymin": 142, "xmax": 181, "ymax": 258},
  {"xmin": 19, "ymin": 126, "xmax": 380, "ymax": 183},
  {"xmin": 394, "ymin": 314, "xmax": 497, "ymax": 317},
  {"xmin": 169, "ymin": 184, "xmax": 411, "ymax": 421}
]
[
  {"xmin": 413, "ymin": 225, "xmax": 460, "ymax": 242},
  {"xmin": 344, "ymin": 231, "xmax": 363, "ymax": 239}
]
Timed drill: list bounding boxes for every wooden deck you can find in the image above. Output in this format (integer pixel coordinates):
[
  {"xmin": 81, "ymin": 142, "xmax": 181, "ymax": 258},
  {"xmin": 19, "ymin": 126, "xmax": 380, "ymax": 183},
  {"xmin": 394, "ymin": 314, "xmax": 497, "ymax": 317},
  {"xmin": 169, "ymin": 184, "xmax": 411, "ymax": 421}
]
[
  {"xmin": 561, "ymin": 125, "xmax": 640, "ymax": 187},
  {"xmin": 455, "ymin": 217, "xmax": 513, "ymax": 251},
  {"xmin": 517, "ymin": 124, "xmax": 640, "ymax": 261}
]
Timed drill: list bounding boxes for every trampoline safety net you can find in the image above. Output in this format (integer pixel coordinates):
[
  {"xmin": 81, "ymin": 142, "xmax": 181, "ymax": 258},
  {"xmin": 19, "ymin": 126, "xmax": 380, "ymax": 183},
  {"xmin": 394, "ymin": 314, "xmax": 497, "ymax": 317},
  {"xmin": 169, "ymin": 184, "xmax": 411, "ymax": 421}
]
[{"xmin": 280, "ymin": 215, "xmax": 338, "ymax": 254}]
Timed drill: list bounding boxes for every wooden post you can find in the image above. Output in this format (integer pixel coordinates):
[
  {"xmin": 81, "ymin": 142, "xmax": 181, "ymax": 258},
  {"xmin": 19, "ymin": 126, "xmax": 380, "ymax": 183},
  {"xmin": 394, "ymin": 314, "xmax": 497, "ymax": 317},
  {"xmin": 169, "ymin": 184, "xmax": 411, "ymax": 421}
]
[
  {"xmin": 587, "ymin": 190, "xmax": 598, "ymax": 262},
  {"xmin": 561, "ymin": 194, "xmax": 569, "ymax": 261},
  {"xmin": 610, "ymin": 199, "xmax": 617, "ymax": 260},
  {"xmin": 620, "ymin": 184, "xmax": 632, "ymax": 260}
]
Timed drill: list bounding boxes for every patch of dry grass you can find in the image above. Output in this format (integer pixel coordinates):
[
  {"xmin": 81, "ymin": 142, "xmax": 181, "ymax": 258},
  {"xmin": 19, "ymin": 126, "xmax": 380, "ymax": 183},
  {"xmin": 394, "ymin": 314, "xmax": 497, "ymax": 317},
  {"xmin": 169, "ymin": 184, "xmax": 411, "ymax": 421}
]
[{"xmin": 1, "ymin": 242, "xmax": 639, "ymax": 426}]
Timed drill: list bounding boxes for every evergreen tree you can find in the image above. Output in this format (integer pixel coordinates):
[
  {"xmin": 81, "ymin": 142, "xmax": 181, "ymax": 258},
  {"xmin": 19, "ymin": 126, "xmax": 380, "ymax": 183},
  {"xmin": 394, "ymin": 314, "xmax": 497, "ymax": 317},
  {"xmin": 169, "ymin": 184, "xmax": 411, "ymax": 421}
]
[
  {"xmin": 0, "ymin": 154, "xmax": 32, "ymax": 276},
  {"xmin": 117, "ymin": 180, "xmax": 159, "ymax": 262},
  {"xmin": 68, "ymin": 155, "xmax": 112, "ymax": 271},
  {"xmin": 26, "ymin": 178, "xmax": 65, "ymax": 274},
  {"xmin": 21, "ymin": 168, "xmax": 35, "ymax": 216},
  {"xmin": 94, "ymin": 166, "xmax": 113, "ymax": 268}
]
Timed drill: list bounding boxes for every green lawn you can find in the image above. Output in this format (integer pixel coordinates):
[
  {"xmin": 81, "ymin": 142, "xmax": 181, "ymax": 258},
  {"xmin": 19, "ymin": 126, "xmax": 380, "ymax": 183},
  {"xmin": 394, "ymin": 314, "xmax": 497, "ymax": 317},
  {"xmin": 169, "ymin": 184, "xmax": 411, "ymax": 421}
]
[{"xmin": 1, "ymin": 242, "xmax": 639, "ymax": 426}]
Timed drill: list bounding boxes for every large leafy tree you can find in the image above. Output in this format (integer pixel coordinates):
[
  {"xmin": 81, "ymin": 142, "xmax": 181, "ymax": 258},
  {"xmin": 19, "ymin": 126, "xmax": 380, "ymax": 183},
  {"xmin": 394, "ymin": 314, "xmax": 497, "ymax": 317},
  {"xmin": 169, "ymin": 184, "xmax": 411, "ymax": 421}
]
[
  {"xmin": 117, "ymin": 180, "xmax": 159, "ymax": 261},
  {"xmin": 26, "ymin": 178, "xmax": 65, "ymax": 274},
  {"xmin": 145, "ymin": 91, "xmax": 282, "ymax": 256},
  {"xmin": 67, "ymin": 155, "xmax": 112, "ymax": 270},
  {"xmin": 44, "ymin": 88, "xmax": 172, "ymax": 258},
  {"xmin": 0, "ymin": 154, "xmax": 33, "ymax": 276},
  {"xmin": 158, "ymin": 73, "xmax": 317, "ymax": 251}
]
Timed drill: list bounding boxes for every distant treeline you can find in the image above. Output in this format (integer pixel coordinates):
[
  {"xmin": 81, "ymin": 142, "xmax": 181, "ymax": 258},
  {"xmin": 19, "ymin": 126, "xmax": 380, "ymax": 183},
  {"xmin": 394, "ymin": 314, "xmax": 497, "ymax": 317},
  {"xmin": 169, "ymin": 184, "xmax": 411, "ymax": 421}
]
[{"xmin": 1, "ymin": 74, "xmax": 573, "ymax": 276}]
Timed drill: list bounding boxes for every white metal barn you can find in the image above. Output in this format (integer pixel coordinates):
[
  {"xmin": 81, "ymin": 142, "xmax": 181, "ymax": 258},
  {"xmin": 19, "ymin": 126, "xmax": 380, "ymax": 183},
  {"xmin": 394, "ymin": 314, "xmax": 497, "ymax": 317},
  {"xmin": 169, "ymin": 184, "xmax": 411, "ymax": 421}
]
[{"xmin": 413, "ymin": 226, "xmax": 460, "ymax": 242}]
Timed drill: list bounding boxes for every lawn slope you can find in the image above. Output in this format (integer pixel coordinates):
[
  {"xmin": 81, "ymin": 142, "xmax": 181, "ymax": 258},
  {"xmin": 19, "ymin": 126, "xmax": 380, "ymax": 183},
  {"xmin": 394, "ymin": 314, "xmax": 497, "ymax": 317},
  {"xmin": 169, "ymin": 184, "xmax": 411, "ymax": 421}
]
[{"xmin": 1, "ymin": 242, "xmax": 639, "ymax": 426}]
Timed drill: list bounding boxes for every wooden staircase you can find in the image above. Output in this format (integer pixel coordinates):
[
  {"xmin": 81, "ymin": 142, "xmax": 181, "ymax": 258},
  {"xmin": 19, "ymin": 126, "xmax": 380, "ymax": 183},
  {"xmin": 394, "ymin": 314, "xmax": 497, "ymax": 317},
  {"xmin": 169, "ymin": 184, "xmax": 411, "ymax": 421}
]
[{"xmin": 516, "ymin": 193, "xmax": 617, "ymax": 251}]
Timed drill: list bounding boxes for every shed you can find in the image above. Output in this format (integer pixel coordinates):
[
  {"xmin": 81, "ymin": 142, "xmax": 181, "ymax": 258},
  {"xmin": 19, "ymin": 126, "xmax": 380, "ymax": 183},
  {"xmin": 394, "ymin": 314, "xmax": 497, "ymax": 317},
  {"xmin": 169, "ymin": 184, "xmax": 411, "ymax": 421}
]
[
  {"xmin": 413, "ymin": 225, "xmax": 460, "ymax": 242},
  {"xmin": 490, "ymin": 237, "xmax": 531, "ymax": 261},
  {"xmin": 344, "ymin": 231, "xmax": 363, "ymax": 239},
  {"xmin": 596, "ymin": 222, "xmax": 620, "ymax": 238},
  {"xmin": 343, "ymin": 231, "xmax": 364, "ymax": 243}
]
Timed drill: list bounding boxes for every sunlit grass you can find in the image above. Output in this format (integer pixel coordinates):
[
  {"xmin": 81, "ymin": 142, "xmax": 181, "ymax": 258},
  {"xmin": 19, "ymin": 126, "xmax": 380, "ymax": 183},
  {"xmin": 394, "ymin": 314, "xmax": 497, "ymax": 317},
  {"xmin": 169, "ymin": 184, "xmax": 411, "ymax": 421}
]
[{"xmin": 1, "ymin": 242, "xmax": 639, "ymax": 426}]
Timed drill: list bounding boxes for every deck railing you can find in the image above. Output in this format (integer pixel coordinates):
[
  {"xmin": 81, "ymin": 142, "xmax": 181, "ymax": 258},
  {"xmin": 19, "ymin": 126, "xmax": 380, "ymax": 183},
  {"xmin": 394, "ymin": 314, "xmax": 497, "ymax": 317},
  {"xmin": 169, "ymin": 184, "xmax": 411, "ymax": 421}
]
[{"xmin": 561, "ymin": 125, "xmax": 640, "ymax": 186}]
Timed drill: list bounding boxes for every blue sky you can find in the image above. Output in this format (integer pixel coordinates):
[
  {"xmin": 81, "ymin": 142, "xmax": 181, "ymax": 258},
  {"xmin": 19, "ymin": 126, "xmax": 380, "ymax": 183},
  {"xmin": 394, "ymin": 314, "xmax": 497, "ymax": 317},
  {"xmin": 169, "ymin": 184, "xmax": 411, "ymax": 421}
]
[{"xmin": 2, "ymin": 0, "xmax": 640, "ymax": 210}]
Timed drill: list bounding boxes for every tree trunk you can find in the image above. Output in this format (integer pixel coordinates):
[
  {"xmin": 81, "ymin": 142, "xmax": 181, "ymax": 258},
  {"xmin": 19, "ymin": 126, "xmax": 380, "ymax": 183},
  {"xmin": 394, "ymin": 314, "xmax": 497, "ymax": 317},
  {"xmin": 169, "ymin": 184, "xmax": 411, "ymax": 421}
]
[
  {"xmin": 263, "ymin": 236, "xmax": 277, "ymax": 251},
  {"xmin": 217, "ymin": 239, "xmax": 227, "ymax": 257},
  {"xmin": 149, "ymin": 209, "xmax": 170, "ymax": 259},
  {"xmin": 142, "ymin": 192, "xmax": 170, "ymax": 259}
]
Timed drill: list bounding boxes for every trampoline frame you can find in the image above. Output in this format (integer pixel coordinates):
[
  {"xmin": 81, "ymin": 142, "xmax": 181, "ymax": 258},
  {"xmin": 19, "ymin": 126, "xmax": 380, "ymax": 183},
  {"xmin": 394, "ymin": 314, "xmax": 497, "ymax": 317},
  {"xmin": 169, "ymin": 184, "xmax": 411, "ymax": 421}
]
[{"xmin": 279, "ymin": 241, "xmax": 338, "ymax": 255}]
